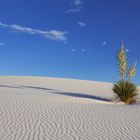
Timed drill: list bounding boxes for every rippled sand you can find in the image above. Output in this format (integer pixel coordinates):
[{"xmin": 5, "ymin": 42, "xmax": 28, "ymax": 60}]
[{"xmin": 0, "ymin": 76, "xmax": 139, "ymax": 140}]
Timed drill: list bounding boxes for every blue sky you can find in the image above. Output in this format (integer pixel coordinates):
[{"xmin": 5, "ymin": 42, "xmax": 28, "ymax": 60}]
[{"xmin": 0, "ymin": 0, "xmax": 140, "ymax": 84}]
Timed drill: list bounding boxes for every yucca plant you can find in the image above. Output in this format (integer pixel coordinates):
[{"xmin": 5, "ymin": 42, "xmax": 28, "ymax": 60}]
[
  {"xmin": 127, "ymin": 62, "xmax": 137, "ymax": 81},
  {"xmin": 113, "ymin": 42, "xmax": 138, "ymax": 104},
  {"xmin": 117, "ymin": 43, "xmax": 127, "ymax": 81},
  {"xmin": 113, "ymin": 81, "xmax": 138, "ymax": 104}
]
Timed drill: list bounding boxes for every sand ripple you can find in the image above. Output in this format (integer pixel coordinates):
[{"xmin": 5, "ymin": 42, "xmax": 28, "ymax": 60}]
[
  {"xmin": 0, "ymin": 95, "xmax": 139, "ymax": 140},
  {"xmin": 0, "ymin": 77, "xmax": 140, "ymax": 140}
]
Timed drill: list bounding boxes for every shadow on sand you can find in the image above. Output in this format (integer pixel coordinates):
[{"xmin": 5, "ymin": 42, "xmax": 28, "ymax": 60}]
[
  {"xmin": 0, "ymin": 84, "xmax": 111, "ymax": 102},
  {"xmin": 0, "ymin": 85, "xmax": 56, "ymax": 91},
  {"xmin": 21, "ymin": 86, "xmax": 56, "ymax": 91},
  {"xmin": 0, "ymin": 85, "xmax": 21, "ymax": 89},
  {"xmin": 51, "ymin": 91, "xmax": 111, "ymax": 102}
]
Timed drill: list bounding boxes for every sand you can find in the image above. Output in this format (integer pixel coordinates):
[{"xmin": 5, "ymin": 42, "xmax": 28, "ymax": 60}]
[{"xmin": 0, "ymin": 76, "xmax": 139, "ymax": 140}]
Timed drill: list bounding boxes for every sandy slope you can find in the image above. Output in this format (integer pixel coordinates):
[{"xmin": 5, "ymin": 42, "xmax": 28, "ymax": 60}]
[{"xmin": 0, "ymin": 76, "xmax": 139, "ymax": 140}]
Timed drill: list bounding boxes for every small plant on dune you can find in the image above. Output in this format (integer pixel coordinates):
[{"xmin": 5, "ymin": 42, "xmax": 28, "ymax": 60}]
[
  {"xmin": 113, "ymin": 81, "xmax": 138, "ymax": 104},
  {"xmin": 112, "ymin": 42, "xmax": 138, "ymax": 104}
]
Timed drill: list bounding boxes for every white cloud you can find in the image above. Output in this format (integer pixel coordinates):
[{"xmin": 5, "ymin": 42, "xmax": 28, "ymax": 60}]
[
  {"xmin": 78, "ymin": 22, "xmax": 86, "ymax": 27},
  {"xmin": 71, "ymin": 48, "xmax": 87, "ymax": 52},
  {"xmin": 102, "ymin": 41, "xmax": 107, "ymax": 45},
  {"xmin": 0, "ymin": 22, "xmax": 68, "ymax": 42},
  {"xmin": 81, "ymin": 49, "xmax": 86, "ymax": 52},
  {"xmin": 74, "ymin": 0, "xmax": 84, "ymax": 5},
  {"xmin": 0, "ymin": 43, "xmax": 6, "ymax": 46},
  {"xmin": 66, "ymin": 0, "xmax": 85, "ymax": 14},
  {"xmin": 71, "ymin": 49, "xmax": 76, "ymax": 52},
  {"xmin": 126, "ymin": 49, "xmax": 130, "ymax": 52},
  {"xmin": 66, "ymin": 8, "xmax": 82, "ymax": 13}
]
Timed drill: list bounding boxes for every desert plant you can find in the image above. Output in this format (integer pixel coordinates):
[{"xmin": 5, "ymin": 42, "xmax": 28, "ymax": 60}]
[
  {"xmin": 117, "ymin": 43, "xmax": 127, "ymax": 80},
  {"xmin": 113, "ymin": 43, "xmax": 138, "ymax": 104},
  {"xmin": 127, "ymin": 62, "xmax": 137, "ymax": 81},
  {"xmin": 113, "ymin": 81, "xmax": 138, "ymax": 104}
]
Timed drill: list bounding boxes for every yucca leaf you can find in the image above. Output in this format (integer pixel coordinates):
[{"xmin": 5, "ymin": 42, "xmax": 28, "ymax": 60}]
[{"xmin": 112, "ymin": 81, "xmax": 138, "ymax": 104}]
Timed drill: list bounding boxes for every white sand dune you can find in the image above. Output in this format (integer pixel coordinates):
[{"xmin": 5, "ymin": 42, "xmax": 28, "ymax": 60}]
[{"xmin": 0, "ymin": 76, "xmax": 140, "ymax": 140}]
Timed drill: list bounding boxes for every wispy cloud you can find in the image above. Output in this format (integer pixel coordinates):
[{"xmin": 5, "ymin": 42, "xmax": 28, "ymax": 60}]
[
  {"xmin": 71, "ymin": 48, "xmax": 88, "ymax": 52},
  {"xmin": 74, "ymin": 0, "xmax": 84, "ymax": 5},
  {"xmin": 126, "ymin": 49, "xmax": 130, "ymax": 52},
  {"xmin": 66, "ymin": 0, "xmax": 85, "ymax": 14},
  {"xmin": 102, "ymin": 41, "xmax": 107, "ymax": 45},
  {"xmin": 71, "ymin": 49, "xmax": 76, "ymax": 52},
  {"xmin": 66, "ymin": 8, "xmax": 82, "ymax": 14},
  {"xmin": 0, "ymin": 22, "xmax": 68, "ymax": 42},
  {"xmin": 78, "ymin": 22, "xmax": 86, "ymax": 27},
  {"xmin": 81, "ymin": 49, "xmax": 86, "ymax": 52},
  {"xmin": 0, "ymin": 43, "xmax": 6, "ymax": 46}
]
